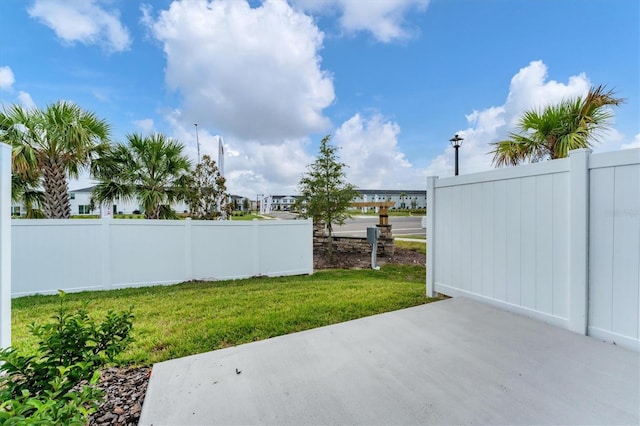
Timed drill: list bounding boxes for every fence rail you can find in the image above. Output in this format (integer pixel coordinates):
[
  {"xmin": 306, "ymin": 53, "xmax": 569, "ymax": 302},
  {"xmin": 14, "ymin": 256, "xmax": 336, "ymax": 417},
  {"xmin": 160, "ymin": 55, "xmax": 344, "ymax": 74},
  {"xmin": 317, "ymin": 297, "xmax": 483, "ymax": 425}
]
[
  {"xmin": 427, "ymin": 148, "xmax": 640, "ymax": 351},
  {"xmin": 11, "ymin": 218, "xmax": 313, "ymax": 297}
]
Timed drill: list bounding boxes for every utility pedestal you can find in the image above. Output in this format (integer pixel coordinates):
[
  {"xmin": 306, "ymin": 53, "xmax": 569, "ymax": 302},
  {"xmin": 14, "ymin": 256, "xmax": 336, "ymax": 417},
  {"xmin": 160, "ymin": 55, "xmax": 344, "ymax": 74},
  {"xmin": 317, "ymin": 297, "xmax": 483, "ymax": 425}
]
[{"xmin": 367, "ymin": 227, "xmax": 380, "ymax": 270}]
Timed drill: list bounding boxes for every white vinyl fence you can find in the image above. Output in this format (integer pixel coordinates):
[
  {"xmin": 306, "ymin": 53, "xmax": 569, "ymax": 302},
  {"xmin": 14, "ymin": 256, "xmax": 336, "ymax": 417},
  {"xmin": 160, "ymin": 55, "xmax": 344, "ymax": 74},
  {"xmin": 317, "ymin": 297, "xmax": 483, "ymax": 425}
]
[
  {"xmin": 12, "ymin": 218, "xmax": 313, "ymax": 297},
  {"xmin": 427, "ymin": 148, "xmax": 640, "ymax": 351},
  {"xmin": 1, "ymin": 143, "xmax": 11, "ymax": 348}
]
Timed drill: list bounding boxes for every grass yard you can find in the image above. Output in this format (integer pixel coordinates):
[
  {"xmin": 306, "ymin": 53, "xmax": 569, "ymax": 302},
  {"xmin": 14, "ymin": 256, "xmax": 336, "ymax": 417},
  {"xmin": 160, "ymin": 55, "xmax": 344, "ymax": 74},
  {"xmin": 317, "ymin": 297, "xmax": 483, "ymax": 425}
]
[
  {"xmin": 395, "ymin": 239, "xmax": 426, "ymax": 255},
  {"xmin": 11, "ymin": 265, "xmax": 433, "ymax": 366},
  {"xmin": 229, "ymin": 213, "xmax": 264, "ymax": 220}
]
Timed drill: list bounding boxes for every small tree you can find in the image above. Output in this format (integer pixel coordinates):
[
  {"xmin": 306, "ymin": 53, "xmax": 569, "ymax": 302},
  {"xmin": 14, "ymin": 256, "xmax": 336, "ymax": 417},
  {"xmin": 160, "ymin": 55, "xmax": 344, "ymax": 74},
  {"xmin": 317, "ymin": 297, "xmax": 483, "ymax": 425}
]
[
  {"xmin": 295, "ymin": 135, "xmax": 358, "ymax": 261},
  {"xmin": 186, "ymin": 155, "xmax": 231, "ymax": 220}
]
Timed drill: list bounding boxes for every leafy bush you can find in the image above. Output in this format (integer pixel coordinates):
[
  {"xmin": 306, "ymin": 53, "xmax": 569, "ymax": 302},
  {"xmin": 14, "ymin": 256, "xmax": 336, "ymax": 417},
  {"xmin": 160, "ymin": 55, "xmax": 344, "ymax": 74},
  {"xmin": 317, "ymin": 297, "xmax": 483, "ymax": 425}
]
[{"xmin": 0, "ymin": 291, "xmax": 134, "ymax": 424}]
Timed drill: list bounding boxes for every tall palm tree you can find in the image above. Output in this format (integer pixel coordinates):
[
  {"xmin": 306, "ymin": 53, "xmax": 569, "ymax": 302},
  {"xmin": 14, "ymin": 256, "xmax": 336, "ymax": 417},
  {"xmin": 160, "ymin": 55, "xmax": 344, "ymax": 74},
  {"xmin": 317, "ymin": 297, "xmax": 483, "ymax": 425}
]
[
  {"xmin": 0, "ymin": 102, "xmax": 110, "ymax": 218},
  {"xmin": 1, "ymin": 106, "xmax": 42, "ymax": 217},
  {"xmin": 490, "ymin": 85, "xmax": 623, "ymax": 166},
  {"xmin": 91, "ymin": 133, "xmax": 192, "ymax": 219}
]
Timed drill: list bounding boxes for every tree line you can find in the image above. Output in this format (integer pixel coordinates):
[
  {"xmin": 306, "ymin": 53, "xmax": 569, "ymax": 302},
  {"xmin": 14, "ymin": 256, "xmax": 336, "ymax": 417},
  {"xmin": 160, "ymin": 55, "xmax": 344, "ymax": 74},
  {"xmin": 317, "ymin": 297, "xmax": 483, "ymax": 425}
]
[
  {"xmin": 0, "ymin": 101, "xmax": 230, "ymax": 219},
  {"xmin": 1, "ymin": 83, "xmax": 622, "ymax": 224}
]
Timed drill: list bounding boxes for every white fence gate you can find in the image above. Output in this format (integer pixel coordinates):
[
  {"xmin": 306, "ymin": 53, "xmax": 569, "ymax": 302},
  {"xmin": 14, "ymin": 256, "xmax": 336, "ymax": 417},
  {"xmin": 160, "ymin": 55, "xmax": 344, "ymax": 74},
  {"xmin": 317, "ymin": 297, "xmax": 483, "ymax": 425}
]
[
  {"xmin": 12, "ymin": 218, "xmax": 313, "ymax": 297},
  {"xmin": 427, "ymin": 148, "xmax": 639, "ymax": 351}
]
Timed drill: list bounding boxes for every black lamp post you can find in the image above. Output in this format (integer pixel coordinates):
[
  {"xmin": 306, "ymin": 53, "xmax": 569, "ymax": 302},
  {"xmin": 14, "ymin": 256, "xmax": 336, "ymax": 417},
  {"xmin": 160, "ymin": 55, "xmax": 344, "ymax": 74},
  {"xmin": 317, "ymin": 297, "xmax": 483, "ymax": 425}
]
[{"xmin": 449, "ymin": 134, "xmax": 464, "ymax": 176}]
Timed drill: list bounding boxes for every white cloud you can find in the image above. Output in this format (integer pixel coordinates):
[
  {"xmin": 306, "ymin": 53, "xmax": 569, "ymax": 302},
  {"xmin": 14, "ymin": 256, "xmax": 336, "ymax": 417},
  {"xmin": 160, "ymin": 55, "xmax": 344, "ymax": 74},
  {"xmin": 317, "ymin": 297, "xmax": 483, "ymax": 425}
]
[
  {"xmin": 133, "ymin": 118, "xmax": 155, "ymax": 133},
  {"xmin": 225, "ymin": 140, "xmax": 312, "ymax": 196},
  {"xmin": 0, "ymin": 66, "xmax": 37, "ymax": 111},
  {"xmin": 621, "ymin": 133, "xmax": 640, "ymax": 150},
  {"xmin": 334, "ymin": 113, "xmax": 421, "ymax": 188},
  {"xmin": 502, "ymin": 60, "xmax": 590, "ymax": 129},
  {"xmin": 425, "ymin": 60, "xmax": 594, "ymax": 177},
  {"xmin": 28, "ymin": 0, "xmax": 131, "ymax": 53},
  {"xmin": 0, "ymin": 66, "xmax": 15, "ymax": 90},
  {"xmin": 17, "ymin": 91, "xmax": 37, "ymax": 110},
  {"xmin": 163, "ymin": 108, "xmax": 311, "ymax": 197},
  {"xmin": 145, "ymin": 0, "xmax": 334, "ymax": 140},
  {"xmin": 292, "ymin": 0, "xmax": 429, "ymax": 42}
]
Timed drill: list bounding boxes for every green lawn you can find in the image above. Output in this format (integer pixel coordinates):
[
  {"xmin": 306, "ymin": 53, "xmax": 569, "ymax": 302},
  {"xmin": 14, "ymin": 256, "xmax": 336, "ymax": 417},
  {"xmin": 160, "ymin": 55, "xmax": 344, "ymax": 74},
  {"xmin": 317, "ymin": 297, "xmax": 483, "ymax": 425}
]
[
  {"xmin": 396, "ymin": 235, "xmax": 426, "ymax": 240},
  {"xmin": 395, "ymin": 239, "xmax": 426, "ymax": 255},
  {"xmin": 11, "ymin": 265, "xmax": 432, "ymax": 366},
  {"xmin": 229, "ymin": 213, "xmax": 264, "ymax": 220}
]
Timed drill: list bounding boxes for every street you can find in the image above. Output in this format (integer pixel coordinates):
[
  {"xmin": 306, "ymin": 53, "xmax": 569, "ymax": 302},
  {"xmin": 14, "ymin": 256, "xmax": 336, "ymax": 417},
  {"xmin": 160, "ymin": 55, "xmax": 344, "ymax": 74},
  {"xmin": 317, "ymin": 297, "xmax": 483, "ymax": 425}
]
[
  {"xmin": 332, "ymin": 215, "xmax": 425, "ymax": 238},
  {"xmin": 264, "ymin": 211, "xmax": 425, "ymax": 238}
]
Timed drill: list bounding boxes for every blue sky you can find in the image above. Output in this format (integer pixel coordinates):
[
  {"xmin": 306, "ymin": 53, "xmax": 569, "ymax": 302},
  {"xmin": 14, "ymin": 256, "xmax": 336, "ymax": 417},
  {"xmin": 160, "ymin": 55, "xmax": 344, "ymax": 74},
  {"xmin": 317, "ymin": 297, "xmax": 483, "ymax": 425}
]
[{"xmin": 1, "ymin": 0, "xmax": 638, "ymax": 197}]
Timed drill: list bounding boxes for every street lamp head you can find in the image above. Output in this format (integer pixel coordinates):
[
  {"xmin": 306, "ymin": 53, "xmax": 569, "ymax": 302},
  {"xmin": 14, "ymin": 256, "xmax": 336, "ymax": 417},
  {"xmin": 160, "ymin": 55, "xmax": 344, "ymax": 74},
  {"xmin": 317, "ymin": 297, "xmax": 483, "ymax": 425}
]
[{"xmin": 449, "ymin": 134, "xmax": 464, "ymax": 148}]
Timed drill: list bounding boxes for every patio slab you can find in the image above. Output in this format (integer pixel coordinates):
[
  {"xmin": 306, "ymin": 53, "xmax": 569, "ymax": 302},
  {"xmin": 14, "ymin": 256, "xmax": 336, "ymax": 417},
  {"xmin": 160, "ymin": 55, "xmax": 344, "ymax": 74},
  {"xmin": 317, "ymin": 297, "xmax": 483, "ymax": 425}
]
[{"xmin": 139, "ymin": 297, "xmax": 639, "ymax": 425}]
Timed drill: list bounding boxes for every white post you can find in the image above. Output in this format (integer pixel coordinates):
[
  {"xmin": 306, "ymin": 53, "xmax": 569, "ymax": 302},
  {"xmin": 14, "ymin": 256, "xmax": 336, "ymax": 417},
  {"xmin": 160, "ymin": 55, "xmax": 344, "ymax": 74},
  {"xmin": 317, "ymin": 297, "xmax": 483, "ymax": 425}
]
[
  {"xmin": 568, "ymin": 148, "xmax": 591, "ymax": 334},
  {"xmin": 426, "ymin": 176, "xmax": 437, "ymax": 297},
  {"xmin": 185, "ymin": 217, "xmax": 192, "ymax": 281},
  {"xmin": 101, "ymin": 216, "xmax": 112, "ymax": 290},
  {"xmin": 252, "ymin": 220, "xmax": 260, "ymax": 276},
  {"xmin": 0, "ymin": 143, "xmax": 12, "ymax": 348}
]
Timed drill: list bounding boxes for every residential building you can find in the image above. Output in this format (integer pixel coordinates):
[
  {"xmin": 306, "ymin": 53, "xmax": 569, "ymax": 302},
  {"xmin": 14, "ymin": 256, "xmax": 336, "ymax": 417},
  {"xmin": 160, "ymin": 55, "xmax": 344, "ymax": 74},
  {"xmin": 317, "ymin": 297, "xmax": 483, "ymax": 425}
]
[
  {"xmin": 262, "ymin": 189, "xmax": 426, "ymax": 213},
  {"xmin": 11, "ymin": 186, "xmax": 251, "ymax": 217}
]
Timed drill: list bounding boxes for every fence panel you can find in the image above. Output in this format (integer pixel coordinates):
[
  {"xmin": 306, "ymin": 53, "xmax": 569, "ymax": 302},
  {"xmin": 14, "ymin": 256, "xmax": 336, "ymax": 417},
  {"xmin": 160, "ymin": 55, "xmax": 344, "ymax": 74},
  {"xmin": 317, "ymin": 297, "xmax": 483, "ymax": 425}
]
[
  {"xmin": 12, "ymin": 220, "xmax": 104, "ymax": 294},
  {"xmin": 257, "ymin": 220, "xmax": 314, "ymax": 276},
  {"xmin": 430, "ymin": 159, "xmax": 571, "ymax": 328},
  {"xmin": 190, "ymin": 221, "xmax": 258, "ymax": 280},
  {"xmin": 109, "ymin": 221, "xmax": 187, "ymax": 288},
  {"xmin": 11, "ymin": 219, "xmax": 313, "ymax": 297},
  {"xmin": 588, "ymin": 151, "xmax": 640, "ymax": 348},
  {"xmin": 428, "ymin": 148, "xmax": 640, "ymax": 351}
]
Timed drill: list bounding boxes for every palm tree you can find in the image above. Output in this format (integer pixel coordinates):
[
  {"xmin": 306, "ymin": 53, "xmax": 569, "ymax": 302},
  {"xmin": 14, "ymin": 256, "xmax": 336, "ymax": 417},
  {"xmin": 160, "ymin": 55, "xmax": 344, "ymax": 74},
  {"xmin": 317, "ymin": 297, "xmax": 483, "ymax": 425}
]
[
  {"xmin": 490, "ymin": 85, "xmax": 623, "ymax": 166},
  {"xmin": 0, "ymin": 102, "xmax": 110, "ymax": 218},
  {"xmin": 91, "ymin": 133, "xmax": 192, "ymax": 219}
]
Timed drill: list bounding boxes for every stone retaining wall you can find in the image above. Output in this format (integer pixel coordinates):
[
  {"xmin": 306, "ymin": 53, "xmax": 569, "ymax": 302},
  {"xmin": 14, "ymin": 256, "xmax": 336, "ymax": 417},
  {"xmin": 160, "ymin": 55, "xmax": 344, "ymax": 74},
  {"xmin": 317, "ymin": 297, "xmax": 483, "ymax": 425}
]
[{"xmin": 313, "ymin": 223, "xmax": 394, "ymax": 257}]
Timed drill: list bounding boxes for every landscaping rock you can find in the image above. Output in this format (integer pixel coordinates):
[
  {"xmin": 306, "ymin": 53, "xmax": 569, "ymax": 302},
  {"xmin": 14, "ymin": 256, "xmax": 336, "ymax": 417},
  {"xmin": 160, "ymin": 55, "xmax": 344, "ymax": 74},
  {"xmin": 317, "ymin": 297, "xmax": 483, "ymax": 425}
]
[{"xmin": 89, "ymin": 367, "xmax": 150, "ymax": 426}]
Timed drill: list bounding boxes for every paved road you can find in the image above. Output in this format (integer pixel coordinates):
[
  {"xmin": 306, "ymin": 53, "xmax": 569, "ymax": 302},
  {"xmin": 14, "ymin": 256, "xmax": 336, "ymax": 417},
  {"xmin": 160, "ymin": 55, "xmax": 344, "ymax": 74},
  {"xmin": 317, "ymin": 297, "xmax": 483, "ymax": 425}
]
[
  {"xmin": 333, "ymin": 215, "xmax": 425, "ymax": 237},
  {"xmin": 265, "ymin": 212, "xmax": 425, "ymax": 238}
]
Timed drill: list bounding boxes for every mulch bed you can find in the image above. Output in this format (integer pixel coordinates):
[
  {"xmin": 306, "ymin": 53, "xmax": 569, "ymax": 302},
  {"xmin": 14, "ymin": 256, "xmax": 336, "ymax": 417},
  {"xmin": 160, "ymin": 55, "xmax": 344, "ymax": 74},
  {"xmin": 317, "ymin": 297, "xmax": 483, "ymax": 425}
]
[
  {"xmin": 314, "ymin": 247, "xmax": 425, "ymax": 269},
  {"xmin": 89, "ymin": 248, "xmax": 425, "ymax": 425},
  {"xmin": 89, "ymin": 367, "xmax": 150, "ymax": 426}
]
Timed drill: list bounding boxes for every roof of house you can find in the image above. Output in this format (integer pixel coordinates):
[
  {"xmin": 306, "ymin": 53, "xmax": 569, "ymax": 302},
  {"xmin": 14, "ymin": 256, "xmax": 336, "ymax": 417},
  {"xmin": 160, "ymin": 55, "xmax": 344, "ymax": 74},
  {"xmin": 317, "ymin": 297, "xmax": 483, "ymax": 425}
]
[{"xmin": 70, "ymin": 186, "xmax": 96, "ymax": 193}]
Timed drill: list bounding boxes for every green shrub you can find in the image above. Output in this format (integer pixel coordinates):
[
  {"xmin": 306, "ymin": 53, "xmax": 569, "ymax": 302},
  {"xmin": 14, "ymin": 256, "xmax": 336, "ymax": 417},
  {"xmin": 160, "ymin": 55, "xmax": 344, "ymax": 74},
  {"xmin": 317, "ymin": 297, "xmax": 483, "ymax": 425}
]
[{"xmin": 0, "ymin": 291, "xmax": 134, "ymax": 424}]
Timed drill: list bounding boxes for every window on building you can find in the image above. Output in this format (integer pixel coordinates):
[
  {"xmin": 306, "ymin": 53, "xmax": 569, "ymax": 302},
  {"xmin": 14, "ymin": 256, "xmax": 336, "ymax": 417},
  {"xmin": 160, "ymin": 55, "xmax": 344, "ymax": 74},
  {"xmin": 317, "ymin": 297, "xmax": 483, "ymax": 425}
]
[
  {"xmin": 70, "ymin": 193, "xmax": 75, "ymax": 200},
  {"xmin": 78, "ymin": 205, "xmax": 91, "ymax": 214}
]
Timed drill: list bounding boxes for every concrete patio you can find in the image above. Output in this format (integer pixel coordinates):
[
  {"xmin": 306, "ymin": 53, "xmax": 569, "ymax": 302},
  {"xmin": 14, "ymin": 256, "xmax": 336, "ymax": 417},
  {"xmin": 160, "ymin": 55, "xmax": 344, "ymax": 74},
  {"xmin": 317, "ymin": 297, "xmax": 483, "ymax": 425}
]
[{"xmin": 140, "ymin": 297, "xmax": 639, "ymax": 425}]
